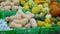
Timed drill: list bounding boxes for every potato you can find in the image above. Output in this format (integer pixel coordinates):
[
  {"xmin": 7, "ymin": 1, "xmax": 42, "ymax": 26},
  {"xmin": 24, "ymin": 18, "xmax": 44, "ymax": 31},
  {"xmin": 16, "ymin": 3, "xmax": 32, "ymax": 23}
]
[
  {"xmin": 24, "ymin": 23, "xmax": 31, "ymax": 28},
  {"xmin": 13, "ymin": 18, "xmax": 28, "ymax": 25},
  {"xmin": 11, "ymin": 6, "xmax": 18, "ymax": 10},
  {"xmin": 30, "ymin": 18, "xmax": 37, "ymax": 28}
]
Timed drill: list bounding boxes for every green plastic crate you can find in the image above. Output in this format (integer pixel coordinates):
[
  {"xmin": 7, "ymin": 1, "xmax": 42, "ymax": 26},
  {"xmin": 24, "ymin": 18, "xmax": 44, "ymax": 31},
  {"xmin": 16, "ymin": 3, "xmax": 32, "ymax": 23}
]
[
  {"xmin": 0, "ymin": 29, "xmax": 15, "ymax": 34},
  {"xmin": 40, "ymin": 26, "xmax": 60, "ymax": 34},
  {"xmin": 0, "ymin": 10, "xmax": 4, "ymax": 19},
  {"xmin": 58, "ymin": 0, "xmax": 60, "ymax": 3},
  {"xmin": 40, "ymin": 27, "xmax": 50, "ymax": 34},
  {"xmin": 55, "ymin": 26, "xmax": 60, "ymax": 34},
  {"xmin": 16, "ymin": 27, "xmax": 40, "ymax": 34},
  {"xmin": 0, "ymin": 10, "xmax": 17, "ymax": 19}
]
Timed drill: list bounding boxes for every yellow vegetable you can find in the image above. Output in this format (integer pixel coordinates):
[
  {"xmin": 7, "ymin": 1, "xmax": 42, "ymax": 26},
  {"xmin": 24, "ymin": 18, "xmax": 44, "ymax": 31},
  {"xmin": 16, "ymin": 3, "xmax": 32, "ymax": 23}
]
[
  {"xmin": 37, "ymin": 21, "xmax": 45, "ymax": 26},
  {"xmin": 44, "ymin": 23, "xmax": 52, "ymax": 27},
  {"xmin": 24, "ymin": 4, "xmax": 29, "ymax": 10},
  {"xmin": 34, "ymin": 0, "xmax": 40, "ymax": 4},
  {"xmin": 57, "ymin": 21, "xmax": 60, "ymax": 26},
  {"xmin": 28, "ymin": 2, "xmax": 32, "ymax": 7},
  {"xmin": 20, "ymin": 0, "xmax": 27, "ymax": 5},
  {"xmin": 32, "ymin": 7, "xmax": 40, "ymax": 14},
  {"xmin": 37, "ymin": 4, "xmax": 43, "ymax": 12},
  {"xmin": 45, "ymin": 18, "xmax": 51, "ymax": 23},
  {"xmin": 51, "ymin": 22, "xmax": 55, "ymax": 25}
]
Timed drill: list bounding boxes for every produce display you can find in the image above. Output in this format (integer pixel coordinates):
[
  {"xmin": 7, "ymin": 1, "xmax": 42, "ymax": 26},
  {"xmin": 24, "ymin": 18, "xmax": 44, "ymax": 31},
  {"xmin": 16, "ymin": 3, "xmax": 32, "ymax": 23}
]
[
  {"xmin": 6, "ymin": 10, "xmax": 37, "ymax": 28},
  {"xmin": 0, "ymin": 0, "xmax": 20, "ymax": 11},
  {"xmin": 0, "ymin": 0, "xmax": 60, "ymax": 34}
]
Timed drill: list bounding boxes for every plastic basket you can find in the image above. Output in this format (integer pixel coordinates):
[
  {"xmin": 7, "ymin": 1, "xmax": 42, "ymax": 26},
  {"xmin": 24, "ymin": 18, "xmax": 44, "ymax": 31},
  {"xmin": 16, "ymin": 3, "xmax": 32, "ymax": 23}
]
[
  {"xmin": 58, "ymin": 0, "xmax": 60, "ymax": 3},
  {"xmin": 55, "ymin": 26, "xmax": 60, "ymax": 34},
  {"xmin": 40, "ymin": 26, "xmax": 60, "ymax": 34},
  {"xmin": 0, "ymin": 29, "xmax": 15, "ymax": 34},
  {"xmin": 0, "ymin": 10, "xmax": 17, "ymax": 19},
  {"xmin": 40, "ymin": 27, "xmax": 50, "ymax": 34},
  {"xmin": 16, "ymin": 27, "xmax": 40, "ymax": 34}
]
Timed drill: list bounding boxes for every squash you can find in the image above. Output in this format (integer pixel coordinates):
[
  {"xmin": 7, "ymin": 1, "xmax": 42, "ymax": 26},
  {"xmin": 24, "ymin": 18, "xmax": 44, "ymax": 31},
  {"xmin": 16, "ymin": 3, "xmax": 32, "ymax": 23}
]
[
  {"xmin": 37, "ymin": 21, "xmax": 45, "ymax": 26},
  {"xmin": 57, "ymin": 21, "xmax": 60, "ymax": 26}
]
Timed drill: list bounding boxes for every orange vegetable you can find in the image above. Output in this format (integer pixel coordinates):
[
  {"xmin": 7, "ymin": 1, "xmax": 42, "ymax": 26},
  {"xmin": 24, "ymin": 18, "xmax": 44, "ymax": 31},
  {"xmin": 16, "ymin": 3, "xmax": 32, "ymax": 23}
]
[{"xmin": 50, "ymin": 3, "xmax": 60, "ymax": 17}]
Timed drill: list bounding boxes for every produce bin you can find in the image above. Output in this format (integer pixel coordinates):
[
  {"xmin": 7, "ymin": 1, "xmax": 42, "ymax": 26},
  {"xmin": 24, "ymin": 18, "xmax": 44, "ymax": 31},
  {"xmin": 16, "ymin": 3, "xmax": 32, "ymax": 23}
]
[
  {"xmin": 0, "ymin": 10, "xmax": 17, "ymax": 19},
  {"xmin": 40, "ymin": 27, "xmax": 50, "ymax": 34},
  {"xmin": 58, "ymin": 0, "xmax": 60, "ymax": 3},
  {"xmin": 55, "ymin": 26, "xmax": 60, "ymax": 34},
  {"xmin": 0, "ymin": 29, "xmax": 15, "ymax": 34},
  {"xmin": 16, "ymin": 27, "xmax": 40, "ymax": 34}
]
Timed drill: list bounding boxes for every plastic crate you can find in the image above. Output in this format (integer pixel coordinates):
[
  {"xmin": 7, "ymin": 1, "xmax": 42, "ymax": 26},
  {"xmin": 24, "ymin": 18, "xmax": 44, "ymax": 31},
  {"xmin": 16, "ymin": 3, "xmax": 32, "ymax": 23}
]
[
  {"xmin": 55, "ymin": 26, "xmax": 60, "ymax": 34},
  {"xmin": 16, "ymin": 27, "xmax": 40, "ymax": 34},
  {"xmin": 58, "ymin": 0, "xmax": 60, "ymax": 3},
  {"xmin": 40, "ymin": 26, "xmax": 60, "ymax": 34},
  {"xmin": 0, "ymin": 10, "xmax": 4, "ymax": 19},
  {"xmin": 0, "ymin": 29, "xmax": 15, "ymax": 34},
  {"xmin": 40, "ymin": 27, "xmax": 50, "ymax": 34},
  {"xmin": 0, "ymin": 10, "xmax": 17, "ymax": 19}
]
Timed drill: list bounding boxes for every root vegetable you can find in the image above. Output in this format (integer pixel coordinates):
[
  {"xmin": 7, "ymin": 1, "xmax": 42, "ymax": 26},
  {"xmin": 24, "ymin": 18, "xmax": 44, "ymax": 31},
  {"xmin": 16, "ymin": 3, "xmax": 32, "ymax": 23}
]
[
  {"xmin": 6, "ymin": 16, "xmax": 15, "ymax": 22},
  {"xmin": 30, "ymin": 18, "xmax": 37, "ymax": 28},
  {"xmin": 1, "ymin": 2, "xmax": 6, "ymax": 6},
  {"xmin": 11, "ymin": 6, "xmax": 18, "ymax": 10},
  {"xmin": 14, "ymin": 24, "xmax": 22, "ymax": 28},
  {"xmin": 9, "ymin": 22, "xmax": 16, "ymax": 28},
  {"xmin": 26, "ymin": 11, "xmax": 34, "ymax": 17},
  {"xmin": 14, "ymin": 14, "xmax": 22, "ymax": 20},
  {"xmin": 4, "ymin": 6, "xmax": 11, "ymax": 11},
  {"xmin": 24, "ymin": 23, "xmax": 31, "ymax": 28},
  {"xmin": 13, "ymin": 18, "xmax": 28, "ymax": 25}
]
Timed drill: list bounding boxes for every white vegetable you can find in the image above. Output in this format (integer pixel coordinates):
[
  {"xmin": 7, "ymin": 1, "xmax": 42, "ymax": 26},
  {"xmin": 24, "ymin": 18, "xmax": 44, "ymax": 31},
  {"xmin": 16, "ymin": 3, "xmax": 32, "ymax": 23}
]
[
  {"xmin": 1, "ymin": 2, "xmax": 6, "ymax": 6},
  {"xmin": 4, "ymin": 6, "xmax": 11, "ymax": 11},
  {"xmin": 30, "ymin": 18, "xmax": 37, "ymax": 28},
  {"xmin": 14, "ymin": 14, "xmax": 22, "ymax": 20},
  {"xmin": 45, "ymin": 14, "xmax": 52, "ymax": 18},
  {"xmin": 24, "ymin": 23, "xmax": 31, "ymax": 28},
  {"xmin": 9, "ymin": 22, "xmax": 16, "ymax": 28},
  {"xmin": 11, "ymin": 6, "xmax": 18, "ymax": 10},
  {"xmin": 26, "ymin": 11, "xmax": 34, "ymax": 17},
  {"xmin": 14, "ymin": 24, "xmax": 22, "ymax": 28},
  {"xmin": 6, "ymin": 16, "xmax": 15, "ymax": 22},
  {"xmin": 10, "ymin": 2, "xmax": 14, "ymax": 6},
  {"xmin": 13, "ymin": 18, "xmax": 28, "ymax": 25}
]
